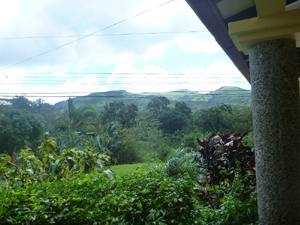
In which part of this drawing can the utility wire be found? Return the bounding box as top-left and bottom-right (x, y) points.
(0, 30), (208, 40)
(1, 72), (242, 76)
(0, 81), (249, 84)
(0, 96), (252, 100)
(0, 90), (251, 96)
(0, 0), (176, 72)
(0, 91), (251, 95)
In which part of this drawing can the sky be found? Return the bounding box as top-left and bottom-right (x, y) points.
(0, 0), (251, 104)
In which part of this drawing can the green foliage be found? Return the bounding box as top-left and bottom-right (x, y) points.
(174, 101), (192, 119)
(180, 131), (210, 150)
(195, 132), (257, 223)
(163, 148), (203, 181)
(193, 104), (232, 133)
(194, 173), (258, 225)
(146, 148), (204, 182)
(10, 96), (32, 111)
(224, 103), (253, 133)
(0, 108), (44, 155)
(123, 113), (166, 163)
(101, 101), (138, 128)
(96, 122), (121, 156)
(0, 172), (199, 224)
(54, 98), (97, 146)
(9, 96), (56, 123)
(147, 96), (170, 116)
(0, 135), (113, 188)
(242, 131), (254, 148)
(158, 109), (189, 134)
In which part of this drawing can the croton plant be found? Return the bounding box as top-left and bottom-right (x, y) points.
(196, 132), (256, 205)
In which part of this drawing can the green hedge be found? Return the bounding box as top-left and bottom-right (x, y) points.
(0, 172), (198, 225)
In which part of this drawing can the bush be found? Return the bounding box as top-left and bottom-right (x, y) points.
(0, 135), (113, 188)
(0, 172), (199, 224)
(196, 132), (255, 188)
(194, 173), (258, 225)
(193, 132), (258, 224)
(163, 148), (203, 181)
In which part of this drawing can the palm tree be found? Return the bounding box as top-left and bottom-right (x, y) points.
(54, 98), (97, 146)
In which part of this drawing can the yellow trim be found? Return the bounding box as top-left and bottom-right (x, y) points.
(229, 9), (300, 54)
(256, 0), (285, 18)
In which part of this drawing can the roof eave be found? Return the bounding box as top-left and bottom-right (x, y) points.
(185, 0), (251, 83)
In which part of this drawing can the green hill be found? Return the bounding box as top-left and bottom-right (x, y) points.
(54, 86), (251, 111)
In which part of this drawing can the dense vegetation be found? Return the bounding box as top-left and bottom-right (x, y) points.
(0, 87), (257, 224)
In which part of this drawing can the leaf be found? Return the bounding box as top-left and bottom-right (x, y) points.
(103, 169), (115, 180)
(137, 202), (142, 209)
(0, 154), (11, 164)
(51, 159), (62, 174)
(26, 169), (34, 175)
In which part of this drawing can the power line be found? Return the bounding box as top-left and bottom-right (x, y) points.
(0, 30), (209, 40)
(0, 81), (249, 84)
(0, 90), (251, 96)
(0, 0), (176, 72)
(0, 91), (251, 95)
(0, 89), (251, 94)
(0, 94), (251, 98)
(1, 72), (242, 76)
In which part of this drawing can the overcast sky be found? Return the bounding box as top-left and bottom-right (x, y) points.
(0, 0), (250, 104)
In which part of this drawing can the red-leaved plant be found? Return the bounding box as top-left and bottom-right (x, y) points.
(196, 132), (256, 205)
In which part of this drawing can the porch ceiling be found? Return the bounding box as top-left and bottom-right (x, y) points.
(185, 0), (300, 83)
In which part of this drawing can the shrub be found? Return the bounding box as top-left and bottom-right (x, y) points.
(164, 148), (204, 181)
(196, 132), (255, 188)
(194, 172), (258, 225)
(0, 135), (113, 188)
(0, 172), (199, 224)
(195, 132), (256, 211)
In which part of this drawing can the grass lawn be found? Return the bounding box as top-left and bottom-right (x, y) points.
(111, 163), (150, 177)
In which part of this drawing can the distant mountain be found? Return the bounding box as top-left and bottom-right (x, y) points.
(54, 86), (251, 111)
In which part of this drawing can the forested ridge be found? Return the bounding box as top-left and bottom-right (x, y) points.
(54, 86), (251, 111)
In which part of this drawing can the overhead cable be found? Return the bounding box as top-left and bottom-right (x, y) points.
(0, 30), (208, 40)
(0, 0), (176, 72)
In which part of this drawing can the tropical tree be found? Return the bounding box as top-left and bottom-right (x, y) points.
(0, 108), (43, 155)
(10, 96), (32, 112)
(53, 98), (97, 146)
(158, 109), (189, 134)
(192, 104), (232, 133)
(101, 101), (138, 128)
(174, 101), (192, 119)
(147, 96), (170, 117)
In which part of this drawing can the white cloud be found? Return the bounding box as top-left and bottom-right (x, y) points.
(0, 0), (251, 105)
(0, 74), (100, 104)
(143, 43), (167, 61)
(0, 0), (19, 28)
(73, 64), (89, 73)
(177, 59), (250, 92)
(0, 0), (208, 69)
(101, 64), (177, 93)
(101, 60), (250, 95)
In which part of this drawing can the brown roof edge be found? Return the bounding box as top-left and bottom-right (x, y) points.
(185, 0), (251, 83)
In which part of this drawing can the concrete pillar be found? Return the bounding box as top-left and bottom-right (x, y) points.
(249, 38), (300, 224)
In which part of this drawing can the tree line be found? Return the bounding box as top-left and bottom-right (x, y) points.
(0, 95), (253, 164)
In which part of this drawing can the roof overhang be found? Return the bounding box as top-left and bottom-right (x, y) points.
(185, 0), (300, 84)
